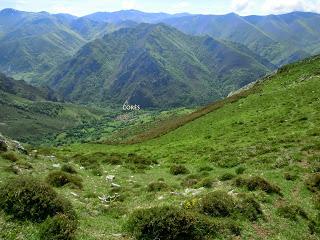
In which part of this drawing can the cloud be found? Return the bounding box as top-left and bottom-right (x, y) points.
(262, 0), (318, 14)
(121, 0), (137, 10)
(169, 1), (192, 13)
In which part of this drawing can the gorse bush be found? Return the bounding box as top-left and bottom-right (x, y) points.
(170, 164), (189, 175)
(200, 191), (235, 217)
(277, 204), (308, 221)
(236, 196), (263, 221)
(1, 151), (19, 162)
(61, 164), (77, 174)
(39, 214), (78, 240)
(0, 176), (76, 222)
(46, 171), (83, 189)
(219, 173), (236, 181)
(125, 205), (216, 240)
(234, 176), (281, 195)
(147, 181), (170, 192)
(235, 166), (246, 175)
(306, 173), (320, 192)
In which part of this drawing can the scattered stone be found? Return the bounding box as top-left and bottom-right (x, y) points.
(158, 195), (164, 200)
(111, 183), (121, 188)
(70, 192), (79, 197)
(52, 163), (61, 168)
(106, 175), (115, 181)
(184, 187), (204, 196)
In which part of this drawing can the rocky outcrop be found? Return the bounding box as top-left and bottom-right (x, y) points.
(0, 133), (27, 154)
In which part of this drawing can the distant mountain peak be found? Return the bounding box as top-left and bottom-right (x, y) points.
(0, 8), (22, 15)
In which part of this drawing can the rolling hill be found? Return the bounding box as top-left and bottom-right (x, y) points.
(0, 73), (106, 142)
(1, 55), (319, 239)
(47, 23), (274, 108)
(162, 11), (320, 65)
(0, 8), (135, 82)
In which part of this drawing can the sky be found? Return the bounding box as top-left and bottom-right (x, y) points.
(1, 0), (320, 16)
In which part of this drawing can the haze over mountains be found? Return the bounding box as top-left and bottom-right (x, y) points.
(0, 8), (320, 108)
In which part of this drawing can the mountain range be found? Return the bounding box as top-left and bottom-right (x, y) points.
(0, 8), (320, 108)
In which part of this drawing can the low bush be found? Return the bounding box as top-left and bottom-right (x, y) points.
(200, 191), (235, 217)
(46, 171), (83, 189)
(61, 164), (77, 174)
(181, 174), (200, 187)
(197, 177), (214, 188)
(1, 151), (19, 162)
(125, 205), (216, 240)
(0, 176), (76, 222)
(306, 173), (320, 192)
(198, 165), (213, 172)
(147, 181), (170, 192)
(235, 166), (246, 175)
(39, 214), (77, 240)
(234, 176), (281, 195)
(236, 195), (263, 221)
(277, 204), (308, 221)
(219, 173), (236, 181)
(284, 172), (298, 181)
(170, 164), (189, 175)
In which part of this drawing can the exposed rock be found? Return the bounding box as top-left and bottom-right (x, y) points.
(0, 133), (27, 154)
(111, 183), (121, 188)
(106, 175), (115, 181)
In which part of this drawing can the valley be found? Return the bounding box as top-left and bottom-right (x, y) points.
(0, 5), (320, 240)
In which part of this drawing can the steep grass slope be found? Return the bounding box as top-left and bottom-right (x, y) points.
(1, 56), (318, 239)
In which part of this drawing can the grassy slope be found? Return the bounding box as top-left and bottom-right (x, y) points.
(1, 55), (320, 239)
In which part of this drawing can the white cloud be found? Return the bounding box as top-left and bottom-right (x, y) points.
(121, 0), (137, 10)
(262, 0), (320, 14)
(169, 1), (192, 13)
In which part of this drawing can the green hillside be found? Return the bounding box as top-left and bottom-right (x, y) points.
(48, 23), (273, 108)
(0, 73), (108, 142)
(1, 56), (319, 239)
(163, 12), (320, 65)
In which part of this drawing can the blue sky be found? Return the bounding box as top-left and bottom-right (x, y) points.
(1, 0), (320, 16)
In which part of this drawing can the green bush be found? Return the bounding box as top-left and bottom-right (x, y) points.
(1, 151), (19, 162)
(219, 173), (236, 181)
(235, 176), (281, 195)
(277, 204), (308, 221)
(236, 196), (263, 221)
(198, 177), (214, 188)
(46, 171), (83, 189)
(0, 176), (76, 222)
(61, 164), (77, 174)
(284, 172), (298, 181)
(39, 214), (77, 240)
(235, 166), (246, 175)
(147, 181), (170, 192)
(125, 206), (215, 240)
(306, 173), (320, 192)
(170, 164), (189, 175)
(200, 191), (235, 217)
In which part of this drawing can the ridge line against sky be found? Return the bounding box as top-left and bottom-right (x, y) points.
(1, 0), (320, 17)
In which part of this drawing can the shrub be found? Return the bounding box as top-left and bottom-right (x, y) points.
(1, 151), (19, 162)
(125, 206), (215, 240)
(198, 165), (213, 172)
(284, 172), (298, 181)
(170, 164), (189, 175)
(306, 173), (320, 192)
(236, 196), (263, 221)
(46, 171), (83, 189)
(39, 214), (77, 240)
(235, 176), (281, 195)
(147, 181), (170, 192)
(198, 177), (214, 188)
(181, 174), (200, 187)
(61, 164), (77, 174)
(219, 173), (236, 181)
(200, 191), (235, 217)
(0, 176), (76, 222)
(277, 204), (308, 221)
(235, 166), (246, 175)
